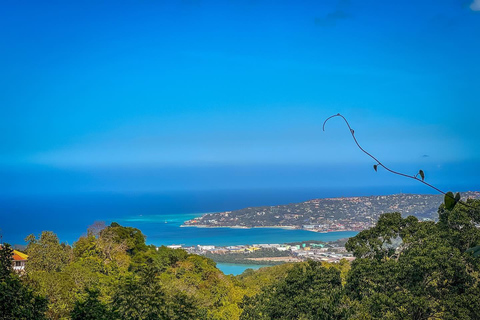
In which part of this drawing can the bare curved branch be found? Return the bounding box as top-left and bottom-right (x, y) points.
(323, 114), (445, 194)
(322, 113), (473, 209)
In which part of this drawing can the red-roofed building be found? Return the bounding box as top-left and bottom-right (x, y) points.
(0, 245), (28, 272)
(12, 250), (28, 272)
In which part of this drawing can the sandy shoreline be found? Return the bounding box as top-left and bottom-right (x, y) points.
(247, 257), (302, 262)
(180, 224), (299, 230)
(180, 224), (359, 233)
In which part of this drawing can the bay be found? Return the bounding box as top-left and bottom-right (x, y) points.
(117, 212), (358, 247)
(215, 263), (270, 276)
(0, 189), (359, 247)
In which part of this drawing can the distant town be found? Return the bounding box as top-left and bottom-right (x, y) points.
(183, 192), (480, 233)
(176, 191), (480, 265)
(165, 238), (353, 265)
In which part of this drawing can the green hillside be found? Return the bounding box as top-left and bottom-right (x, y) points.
(1, 198), (480, 319)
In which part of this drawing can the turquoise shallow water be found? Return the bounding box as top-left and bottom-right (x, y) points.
(116, 212), (358, 247)
(119, 212), (357, 274)
(216, 263), (271, 276)
(118, 212), (357, 275)
(1, 191), (358, 247)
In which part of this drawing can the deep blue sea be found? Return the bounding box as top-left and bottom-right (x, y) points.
(0, 188), (370, 246)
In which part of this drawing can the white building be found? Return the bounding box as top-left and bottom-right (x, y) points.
(197, 245), (215, 251)
(12, 250), (28, 272)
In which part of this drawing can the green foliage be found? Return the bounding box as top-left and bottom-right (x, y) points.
(71, 288), (113, 320)
(25, 231), (71, 273)
(236, 263), (294, 296)
(111, 271), (198, 320)
(241, 199), (480, 319)
(438, 197), (480, 251)
(23, 223), (249, 320)
(26, 227), (132, 319)
(444, 191), (463, 210)
(204, 248), (288, 265)
(25, 232), (80, 319)
(111, 273), (166, 319)
(73, 231), (131, 275)
(0, 243), (14, 278)
(444, 191), (457, 210)
(240, 261), (352, 320)
(466, 245), (480, 257)
(19, 200), (480, 320)
(345, 212), (420, 261)
(158, 253), (246, 320)
(345, 199), (480, 319)
(455, 192), (461, 202)
(101, 223), (148, 256)
(0, 243), (48, 320)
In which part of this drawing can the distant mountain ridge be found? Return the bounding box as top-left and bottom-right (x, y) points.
(183, 191), (480, 232)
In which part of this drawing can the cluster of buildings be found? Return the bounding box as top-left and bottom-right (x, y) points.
(292, 244), (355, 263)
(301, 221), (371, 232)
(166, 242), (354, 264)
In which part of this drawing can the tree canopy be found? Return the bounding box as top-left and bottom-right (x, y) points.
(0, 243), (47, 320)
(3, 198), (479, 319)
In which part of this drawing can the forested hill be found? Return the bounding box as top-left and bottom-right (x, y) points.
(184, 191), (480, 231)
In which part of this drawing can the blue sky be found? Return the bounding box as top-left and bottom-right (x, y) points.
(1, 0), (479, 194)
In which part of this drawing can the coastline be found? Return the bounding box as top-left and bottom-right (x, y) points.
(181, 224), (248, 229)
(180, 224), (360, 233)
(181, 224), (299, 230)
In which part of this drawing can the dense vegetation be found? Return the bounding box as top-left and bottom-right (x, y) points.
(18, 222), (250, 320)
(204, 248), (289, 265)
(0, 243), (47, 320)
(1, 198), (479, 319)
(240, 198), (480, 319)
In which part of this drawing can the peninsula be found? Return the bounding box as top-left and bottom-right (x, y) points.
(183, 192), (480, 232)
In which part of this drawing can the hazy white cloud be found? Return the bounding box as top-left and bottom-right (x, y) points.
(471, 0), (480, 11)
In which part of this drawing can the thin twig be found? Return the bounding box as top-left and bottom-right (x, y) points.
(323, 113), (474, 209)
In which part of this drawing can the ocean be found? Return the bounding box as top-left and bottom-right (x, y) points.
(0, 187), (400, 274)
(0, 188), (365, 246)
